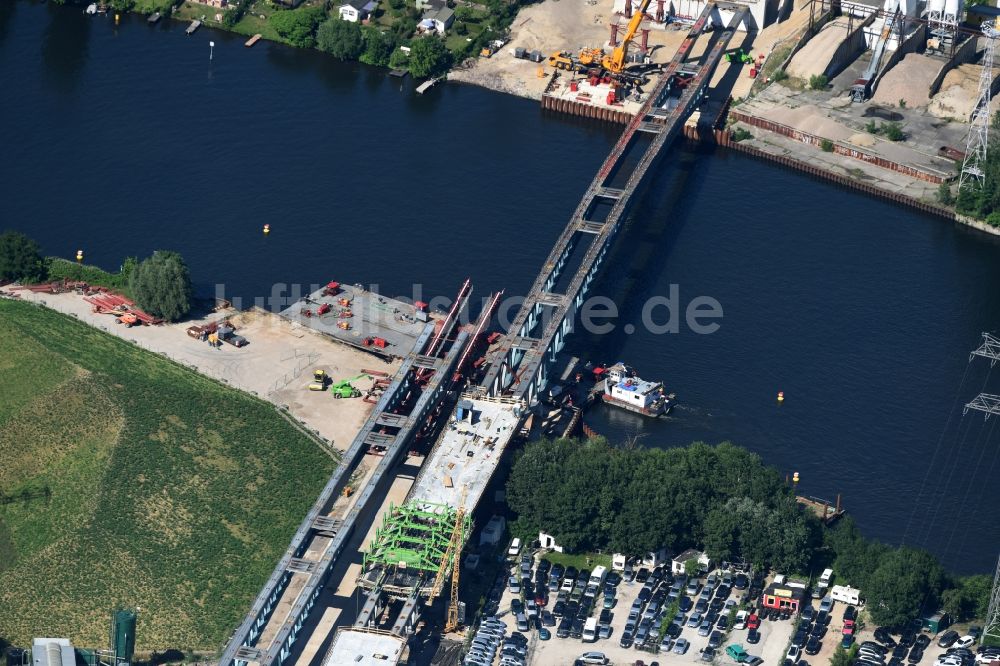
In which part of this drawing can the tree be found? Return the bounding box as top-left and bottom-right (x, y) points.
(942, 575), (992, 622)
(832, 644), (859, 666)
(270, 7), (325, 49)
(865, 547), (945, 628)
(360, 26), (396, 67)
(129, 251), (193, 322)
(389, 46), (410, 69)
(938, 182), (954, 205)
(408, 35), (452, 78)
(0, 231), (46, 283)
(317, 17), (363, 60)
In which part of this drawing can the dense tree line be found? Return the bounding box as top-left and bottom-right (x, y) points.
(507, 438), (993, 628)
(0, 232), (192, 322)
(506, 439), (817, 572)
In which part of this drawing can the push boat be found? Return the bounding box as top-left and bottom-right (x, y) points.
(595, 362), (675, 417)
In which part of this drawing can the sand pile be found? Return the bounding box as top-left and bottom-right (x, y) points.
(760, 102), (855, 141)
(786, 17), (851, 80)
(929, 64), (984, 120)
(871, 53), (940, 108)
(849, 133), (877, 147)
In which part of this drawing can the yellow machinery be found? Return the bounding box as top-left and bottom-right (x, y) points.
(442, 487), (468, 633)
(550, 0), (653, 76)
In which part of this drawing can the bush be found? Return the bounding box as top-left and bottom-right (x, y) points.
(865, 120), (879, 134)
(820, 138), (834, 152)
(938, 181), (954, 205)
(389, 46), (410, 69)
(0, 231), (45, 283)
(46, 257), (137, 293)
(987, 211), (1000, 228)
(129, 251), (192, 322)
(773, 69), (788, 82)
(808, 74), (828, 90)
(731, 128), (753, 142)
(883, 122), (904, 141)
(317, 17), (363, 60)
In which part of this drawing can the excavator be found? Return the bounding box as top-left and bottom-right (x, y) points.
(548, 0), (655, 81)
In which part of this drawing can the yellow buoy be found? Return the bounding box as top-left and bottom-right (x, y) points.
(792, 471), (800, 484)
(76, 250), (84, 262)
(263, 223), (270, 234)
(777, 390), (784, 402)
(114, 12), (120, 24)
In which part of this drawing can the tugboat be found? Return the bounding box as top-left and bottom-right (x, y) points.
(596, 362), (675, 417)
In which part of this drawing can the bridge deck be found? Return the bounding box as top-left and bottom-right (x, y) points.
(480, 3), (747, 402)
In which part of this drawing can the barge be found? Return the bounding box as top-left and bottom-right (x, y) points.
(596, 362), (675, 417)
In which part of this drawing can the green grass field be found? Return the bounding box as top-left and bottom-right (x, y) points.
(0, 300), (336, 652)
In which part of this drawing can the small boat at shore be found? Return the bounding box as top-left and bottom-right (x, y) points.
(596, 362), (675, 417)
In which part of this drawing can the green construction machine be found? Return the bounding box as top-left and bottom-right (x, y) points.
(725, 48), (753, 64)
(331, 374), (369, 399)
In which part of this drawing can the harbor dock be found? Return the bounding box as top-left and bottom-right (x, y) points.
(147, 11), (160, 23)
(244, 33), (262, 47)
(186, 20), (201, 35)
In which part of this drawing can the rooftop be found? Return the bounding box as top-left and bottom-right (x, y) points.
(320, 629), (405, 666)
(32, 639), (74, 666)
(407, 396), (522, 512)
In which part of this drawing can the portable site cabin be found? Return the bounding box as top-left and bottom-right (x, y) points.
(922, 612), (951, 634)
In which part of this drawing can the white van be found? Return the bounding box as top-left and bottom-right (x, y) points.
(814, 568), (834, 598)
(589, 565), (608, 588)
(507, 538), (521, 557)
(582, 617), (599, 643)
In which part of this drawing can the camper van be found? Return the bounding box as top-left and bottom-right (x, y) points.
(583, 617), (599, 642)
(813, 568), (834, 599)
(589, 565), (608, 589)
(830, 584), (861, 605)
(507, 538), (522, 558)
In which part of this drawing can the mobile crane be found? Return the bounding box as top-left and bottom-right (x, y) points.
(548, 0), (654, 81)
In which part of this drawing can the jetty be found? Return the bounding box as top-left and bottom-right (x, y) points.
(244, 33), (262, 47)
(147, 11), (160, 23)
(186, 20), (201, 35)
(415, 77), (442, 94)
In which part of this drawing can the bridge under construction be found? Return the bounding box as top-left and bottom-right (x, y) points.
(220, 5), (749, 665)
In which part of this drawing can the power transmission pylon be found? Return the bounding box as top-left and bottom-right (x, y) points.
(971, 332), (1000, 366)
(960, 21), (1000, 193)
(984, 553), (1000, 645)
(963, 393), (1000, 419)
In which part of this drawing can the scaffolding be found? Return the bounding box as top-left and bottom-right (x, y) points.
(362, 500), (471, 592)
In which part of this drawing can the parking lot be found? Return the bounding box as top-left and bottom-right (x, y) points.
(472, 552), (988, 666)
(485, 554), (793, 666)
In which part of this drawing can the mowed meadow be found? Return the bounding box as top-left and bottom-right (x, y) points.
(0, 300), (335, 651)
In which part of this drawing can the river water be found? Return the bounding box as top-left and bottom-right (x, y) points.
(3, 0), (999, 574)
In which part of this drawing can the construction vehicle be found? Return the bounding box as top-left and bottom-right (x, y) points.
(550, 0), (655, 80)
(309, 369), (330, 391)
(725, 48), (753, 64)
(331, 374), (370, 399)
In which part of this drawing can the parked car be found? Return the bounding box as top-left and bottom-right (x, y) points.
(806, 638), (822, 655)
(748, 613), (761, 630)
(709, 631), (724, 649)
(538, 627), (551, 641)
(688, 612), (703, 628)
(578, 652), (609, 665)
(734, 574), (749, 589)
(843, 606), (857, 621)
(909, 647), (925, 663)
(747, 629), (761, 644)
(727, 645), (749, 663)
(939, 634), (962, 649)
(619, 632), (633, 648)
(876, 628), (898, 647)
(956, 637), (977, 650)
(702, 648), (718, 663)
(819, 597), (834, 613)
(674, 638), (690, 654)
(735, 610), (748, 630)
(699, 621), (712, 637)
(787, 645), (802, 663)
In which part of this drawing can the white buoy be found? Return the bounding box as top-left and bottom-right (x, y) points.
(209, 41), (215, 61)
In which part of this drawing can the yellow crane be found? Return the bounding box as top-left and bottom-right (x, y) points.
(603, 0), (653, 73)
(550, 0), (653, 76)
(443, 487), (468, 634)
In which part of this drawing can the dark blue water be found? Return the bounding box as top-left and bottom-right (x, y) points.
(3, 0), (999, 574)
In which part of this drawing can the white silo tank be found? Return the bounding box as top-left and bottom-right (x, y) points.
(927, 0), (946, 16)
(901, 0), (918, 17)
(943, 0), (962, 20)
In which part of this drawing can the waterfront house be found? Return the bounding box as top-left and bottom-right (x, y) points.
(339, 0), (378, 22)
(193, 0), (228, 7)
(420, 5), (454, 34)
